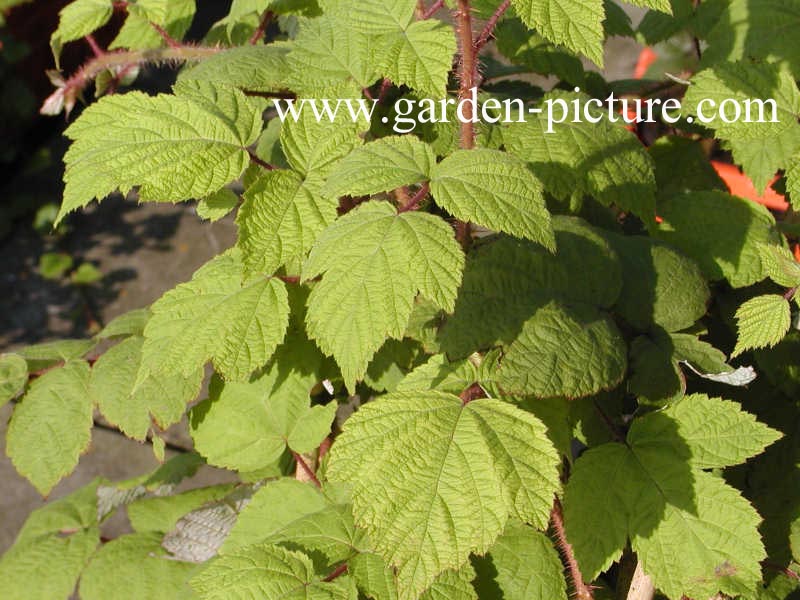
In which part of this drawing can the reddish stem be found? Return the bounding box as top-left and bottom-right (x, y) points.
(399, 182), (430, 212)
(473, 0), (511, 52)
(150, 22), (181, 48)
(249, 10), (274, 44)
(455, 0), (476, 149)
(247, 149), (276, 171)
(459, 382), (487, 405)
(551, 498), (594, 600)
(292, 450), (321, 488)
(421, 0), (446, 19)
(377, 78), (392, 104)
(322, 564), (348, 582)
(84, 34), (104, 58)
(784, 286), (797, 301)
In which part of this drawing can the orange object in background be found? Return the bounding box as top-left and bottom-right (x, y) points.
(633, 47), (658, 80)
(710, 161), (789, 212)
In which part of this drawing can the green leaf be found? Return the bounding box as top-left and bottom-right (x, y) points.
(503, 92), (657, 226)
(178, 44), (291, 92)
(564, 409), (770, 597)
(127, 485), (235, 533)
(0, 353), (27, 407)
(222, 478), (361, 565)
(649, 135), (726, 200)
(733, 294), (792, 356)
(759, 243), (800, 287)
(606, 233), (709, 332)
(702, 0), (800, 77)
(90, 336), (203, 441)
(419, 565), (477, 600)
(342, 0), (455, 98)
(197, 188), (239, 222)
(17, 338), (96, 371)
(0, 481), (100, 600)
(96, 308), (150, 339)
(323, 136), (436, 199)
(190, 339), (334, 471)
(628, 332), (684, 405)
(327, 392), (560, 598)
(238, 171), (337, 276)
(655, 191), (781, 288)
(440, 217), (624, 397)
(51, 0), (113, 63)
(377, 19), (456, 99)
(139, 249), (290, 382)
(71, 262), (102, 285)
(472, 519), (567, 600)
(648, 393), (783, 469)
(684, 62), (800, 190)
(635, 472), (766, 600)
(59, 83), (261, 223)
(280, 110), (365, 179)
(38, 252), (73, 280)
(497, 300), (627, 399)
(79, 532), (198, 600)
(191, 544), (358, 599)
(110, 0), (195, 51)
(287, 13), (378, 97)
(430, 149), (555, 248)
(303, 201), (464, 389)
(6, 361), (92, 495)
(511, 0), (605, 66)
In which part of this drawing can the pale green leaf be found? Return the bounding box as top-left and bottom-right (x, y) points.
(504, 92), (657, 225)
(190, 338), (333, 471)
(59, 83), (261, 223)
(140, 249), (290, 382)
(759, 243), (800, 287)
(378, 19), (456, 99)
(0, 482), (100, 600)
(303, 201), (464, 389)
(127, 485), (236, 533)
(51, 0), (113, 62)
(323, 136), (436, 199)
(472, 519), (567, 600)
(656, 191), (781, 288)
(327, 392), (560, 598)
(430, 149), (555, 248)
(110, 0), (195, 51)
(497, 300), (627, 399)
(606, 233), (709, 332)
(511, 0), (605, 66)
(191, 544), (358, 599)
(642, 393), (782, 469)
(17, 338), (96, 371)
(564, 410), (768, 596)
(287, 14), (378, 97)
(684, 62), (800, 190)
(0, 353), (27, 407)
(178, 44), (291, 92)
(419, 564), (477, 600)
(90, 336), (203, 441)
(238, 171), (337, 276)
(279, 110), (365, 179)
(702, 0), (800, 76)
(6, 361), (92, 495)
(635, 472), (766, 600)
(733, 294), (792, 356)
(96, 308), (150, 339)
(222, 478), (362, 565)
(79, 532), (198, 600)
(197, 188), (239, 222)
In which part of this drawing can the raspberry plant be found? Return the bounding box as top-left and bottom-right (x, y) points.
(1, 0), (800, 598)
